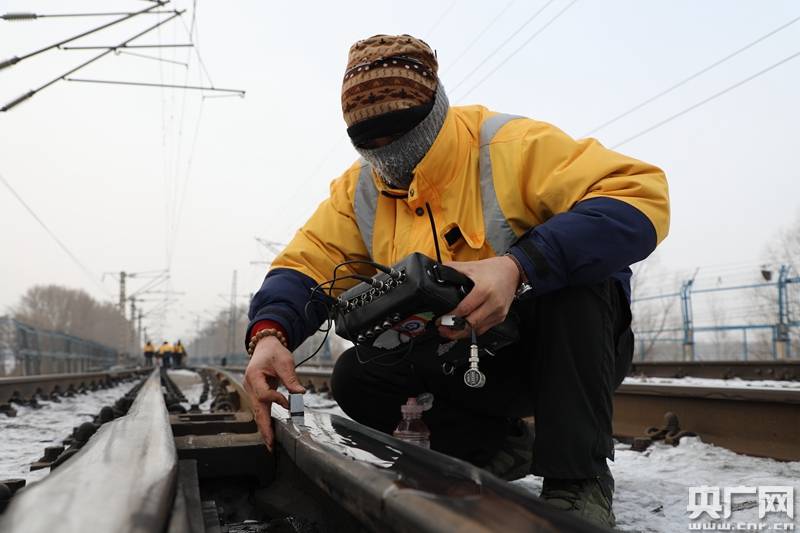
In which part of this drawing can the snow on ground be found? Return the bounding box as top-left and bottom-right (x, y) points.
(0, 379), (136, 483)
(513, 438), (800, 532)
(167, 369), (213, 411)
(299, 390), (799, 533)
(624, 375), (800, 390)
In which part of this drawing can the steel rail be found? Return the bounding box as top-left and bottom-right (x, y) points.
(286, 365), (799, 460)
(613, 383), (800, 461)
(0, 370), (177, 532)
(0, 368), (148, 405)
(216, 367), (607, 532)
(628, 360), (800, 381)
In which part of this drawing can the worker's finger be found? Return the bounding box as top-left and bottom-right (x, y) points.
(251, 400), (274, 451)
(437, 325), (471, 340)
(465, 300), (496, 334)
(273, 357), (306, 394)
(248, 371), (290, 409)
(442, 260), (471, 273)
(451, 285), (487, 317)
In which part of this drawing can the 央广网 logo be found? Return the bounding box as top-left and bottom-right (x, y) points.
(687, 485), (795, 530)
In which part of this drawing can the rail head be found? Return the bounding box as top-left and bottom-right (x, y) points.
(212, 367), (608, 532)
(0, 370), (177, 533)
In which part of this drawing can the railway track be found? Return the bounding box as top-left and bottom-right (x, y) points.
(0, 368), (149, 416)
(0, 367), (606, 532)
(628, 360), (800, 381)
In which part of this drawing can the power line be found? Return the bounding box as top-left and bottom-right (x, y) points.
(0, 171), (109, 296)
(610, 49), (800, 149)
(168, 96), (206, 268)
(442, 0), (517, 75)
(423, 0), (458, 37)
(582, 13), (800, 137)
(0, 2), (168, 70)
(276, 133), (350, 236)
(456, 0), (579, 101)
(1, 10), (185, 111)
(449, 0), (557, 94)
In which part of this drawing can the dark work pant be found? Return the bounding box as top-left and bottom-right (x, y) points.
(331, 279), (633, 479)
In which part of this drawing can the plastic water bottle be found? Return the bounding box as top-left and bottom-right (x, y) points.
(393, 394), (433, 448)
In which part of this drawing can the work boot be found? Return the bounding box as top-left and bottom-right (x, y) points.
(540, 467), (616, 528)
(481, 418), (534, 481)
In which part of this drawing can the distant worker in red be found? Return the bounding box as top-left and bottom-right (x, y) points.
(243, 34), (669, 527)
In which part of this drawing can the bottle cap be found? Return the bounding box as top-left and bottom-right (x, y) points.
(400, 397), (423, 416)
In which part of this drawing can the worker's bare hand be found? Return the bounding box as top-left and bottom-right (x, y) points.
(243, 336), (305, 451)
(438, 256), (520, 340)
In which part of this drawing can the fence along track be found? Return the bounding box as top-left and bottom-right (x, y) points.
(0, 370), (176, 532)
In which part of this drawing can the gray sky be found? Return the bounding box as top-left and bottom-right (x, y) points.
(2, 0), (799, 342)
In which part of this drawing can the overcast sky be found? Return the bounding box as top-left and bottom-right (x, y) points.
(1, 0), (799, 342)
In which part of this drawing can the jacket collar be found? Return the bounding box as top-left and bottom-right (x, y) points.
(369, 107), (485, 251)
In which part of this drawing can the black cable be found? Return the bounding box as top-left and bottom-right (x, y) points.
(295, 323), (332, 368)
(295, 259), (392, 368)
(425, 202), (443, 264)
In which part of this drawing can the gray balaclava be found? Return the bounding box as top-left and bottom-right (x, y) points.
(354, 83), (450, 190)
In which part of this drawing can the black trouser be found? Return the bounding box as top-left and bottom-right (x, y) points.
(331, 279), (633, 479)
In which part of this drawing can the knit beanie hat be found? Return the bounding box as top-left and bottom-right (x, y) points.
(342, 34), (439, 146)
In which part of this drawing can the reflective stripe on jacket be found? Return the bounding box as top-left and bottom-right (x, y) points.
(249, 105), (669, 349)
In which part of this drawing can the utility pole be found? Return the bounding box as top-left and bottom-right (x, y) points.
(226, 270), (238, 360)
(776, 265), (790, 359)
(118, 271), (127, 316)
(129, 298), (137, 356)
(137, 310), (143, 349)
(680, 278), (695, 362)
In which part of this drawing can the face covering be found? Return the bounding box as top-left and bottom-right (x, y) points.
(354, 82), (449, 189)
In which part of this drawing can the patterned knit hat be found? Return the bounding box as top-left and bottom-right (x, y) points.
(342, 34), (438, 144)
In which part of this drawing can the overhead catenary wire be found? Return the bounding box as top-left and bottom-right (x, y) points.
(610, 49), (800, 149)
(65, 78), (244, 94)
(0, 10), (186, 111)
(582, 13), (800, 137)
(448, 0), (558, 94)
(1, 10), (175, 20)
(116, 49), (188, 67)
(0, 171), (110, 296)
(455, 0), (579, 102)
(441, 0), (517, 75)
(0, 1), (169, 70)
(422, 0), (458, 38)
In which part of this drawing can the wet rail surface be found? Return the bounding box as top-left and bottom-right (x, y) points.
(0, 367), (609, 532)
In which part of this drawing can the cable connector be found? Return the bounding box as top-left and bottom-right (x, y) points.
(463, 329), (486, 388)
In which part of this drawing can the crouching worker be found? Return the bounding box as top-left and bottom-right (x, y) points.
(243, 34), (669, 528)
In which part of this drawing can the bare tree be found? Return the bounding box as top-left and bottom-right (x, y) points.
(630, 254), (681, 360)
(13, 285), (129, 350)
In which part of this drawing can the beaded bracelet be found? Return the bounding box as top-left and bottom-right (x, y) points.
(247, 328), (288, 356)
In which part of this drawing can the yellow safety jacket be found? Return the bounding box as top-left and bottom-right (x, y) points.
(250, 106), (669, 348)
(158, 343), (174, 356)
